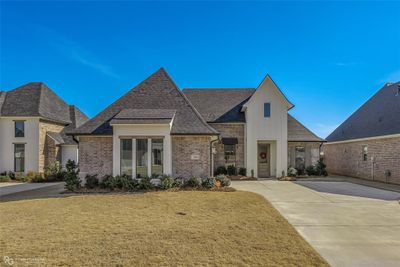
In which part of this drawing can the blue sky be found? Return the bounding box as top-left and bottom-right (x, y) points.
(1, 1), (399, 138)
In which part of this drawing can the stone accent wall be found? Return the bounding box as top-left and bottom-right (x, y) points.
(172, 136), (211, 178)
(78, 136), (113, 178)
(44, 136), (61, 168)
(210, 123), (245, 172)
(39, 121), (64, 172)
(324, 137), (400, 185)
(288, 142), (321, 169)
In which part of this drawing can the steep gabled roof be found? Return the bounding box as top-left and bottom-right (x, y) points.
(0, 91), (6, 115)
(71, 68), (218, 135)
(0, 82), (71, 124)
(288, 114), (324, 142)
(327, 82), (400, 142)
(183, 88), (255, 122)
(61, 105), (90, 145)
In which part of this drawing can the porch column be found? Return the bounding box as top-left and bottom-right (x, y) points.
(132, 139), (136, 178)
(147, 138), (152, 177)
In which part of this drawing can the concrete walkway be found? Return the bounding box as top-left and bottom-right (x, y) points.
(232, 180), (400, 267)
(0, 182), (65, 201)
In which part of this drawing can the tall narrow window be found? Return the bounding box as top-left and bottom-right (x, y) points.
(14, 144), (25, 172)
(136, 139), (148, 178)
(152, 139), (163, 176)
(362, 145), (368, 161)
(264, 103), (271, 118)
(15, 121), (25, 137)
(120, 139), (132, 176)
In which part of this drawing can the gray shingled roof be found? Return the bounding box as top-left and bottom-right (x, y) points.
(71, 68), (218, 135)
(110, 108), (175, 125)
(182, 88), (255, 122)
(288, 114), (324, 142)
(327, 82), (400, 142)
(47, 131), (65, 145)
(1, 82), (72, 124)
(61, 105), (90, 145)
(184, 87), (322, 141)
(0, 91), (6, 115)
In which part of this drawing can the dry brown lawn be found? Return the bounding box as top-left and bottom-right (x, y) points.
(0, 191), (328, 266)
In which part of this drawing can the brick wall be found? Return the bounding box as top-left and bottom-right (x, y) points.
(78, 136), (113, 178)
(39, 120), (64, 172)
(172, 136), (211, 178)
(324, 136), (400, 184)
(210, 123), (245, 172)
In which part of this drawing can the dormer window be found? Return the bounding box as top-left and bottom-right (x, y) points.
(264, 103), (271, 118)
(14, 121), (25, 137)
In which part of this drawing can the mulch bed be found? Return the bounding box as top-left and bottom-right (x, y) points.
(67, 186), (236, 194)
(228, 175), (257, 181)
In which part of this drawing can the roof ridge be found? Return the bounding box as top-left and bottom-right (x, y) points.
(161, 69), (219, 134)
(183, 88), (255, 91)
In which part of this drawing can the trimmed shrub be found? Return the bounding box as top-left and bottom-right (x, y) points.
(138, 176), (154, 190)
(185, 177), (201, 188)
(100, 175), (118, 190)
(119, 175), (136, 190)
(215, 175), (231, 187)
(215, 166), (227, 175)
(287, 167), (297, 177)
(0, 176), (11, 182)
(15, 175), (30, 183)
(8, 171), (15, 180)
(31, 174), (45, 183)
(172, 177), (184, 188)
(44, 161), (65, 181)
(315, 159), (328, 176)
(64, 160), (81, 191)
(227, 165), (236, 176)
(160, 176), (174, 190)
(202, 177), (216, 189)
(305, 165), (317, 176)
(85, 174), (99, 189)
(238, 167), (246, 176)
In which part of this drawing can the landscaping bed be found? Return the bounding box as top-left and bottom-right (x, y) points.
(0, 191), (328, 266)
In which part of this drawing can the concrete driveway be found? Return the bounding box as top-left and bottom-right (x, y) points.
(232, 180), (400, 267)
(0, 182), (65, 202)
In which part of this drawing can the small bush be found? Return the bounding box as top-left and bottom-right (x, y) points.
(15, 175), (30, 182)
(64, 160), (81, 191)
(287, 167), (297, 177)
(0, 176), (11, 182)
(138, 176), (154, 190)
(44, 161), (65, 181)
(315, 159), (328, 176)
(227, 165), (236, 176)
(31, 174), (45, 183)
(238, 167), (246, 176)
(0, 171), (7, 176)
(119, 175), (136, 190)
(85, 174), (99, 189)
(185, 177), (201, 188)
(160, 176), (174, 190)
(172, 177), (183, 188)
(8, 171), (15, 180)
(305, 165), (317, 176)
(215, 175), (231, 187)
(215, 166), (227, 175)
(100, 175), (117, 190)
(202, 177), (216, 189)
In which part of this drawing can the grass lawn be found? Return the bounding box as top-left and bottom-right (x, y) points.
(0, 191), (328, 266)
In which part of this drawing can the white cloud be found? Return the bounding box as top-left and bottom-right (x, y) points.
(335, 62), (359, 67)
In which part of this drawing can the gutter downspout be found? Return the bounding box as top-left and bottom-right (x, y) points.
(210, 136), (219, 177)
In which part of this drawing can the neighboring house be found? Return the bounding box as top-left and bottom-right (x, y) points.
(70, 68), (323, 179)
(324, 82), (400, 185)
(0, 83), (89, 174)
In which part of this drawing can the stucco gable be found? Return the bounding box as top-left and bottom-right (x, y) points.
(242, 74), (294, 111)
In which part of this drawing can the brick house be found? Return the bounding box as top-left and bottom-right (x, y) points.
(324, 82), (400, 184)
(0, 83), (89, 174)
(70, 68), (323, 179)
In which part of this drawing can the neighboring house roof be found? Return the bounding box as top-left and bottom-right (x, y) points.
(326, 82), (400, 142)
(0, 82), (72, 124)
(71, 68), (218, 135)
(0, 91), (6, 115)
(288, 114), (324, 142)
(183, 88), (255, 122)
